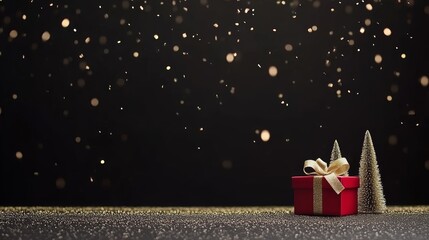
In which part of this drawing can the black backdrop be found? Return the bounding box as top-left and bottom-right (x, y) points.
(1, 0), (428, 206)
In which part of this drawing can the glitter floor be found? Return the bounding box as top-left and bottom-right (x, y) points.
(1, 206), (428, 239)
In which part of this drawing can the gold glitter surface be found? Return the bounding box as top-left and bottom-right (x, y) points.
(1, 206), (429, 239)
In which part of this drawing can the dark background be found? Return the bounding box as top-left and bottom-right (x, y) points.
(0, 0), (428, 206)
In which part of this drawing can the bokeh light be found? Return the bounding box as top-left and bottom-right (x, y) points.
(260, 130), (271, 142)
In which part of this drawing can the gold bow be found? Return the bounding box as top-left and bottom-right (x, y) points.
(303, 157), (349, 194)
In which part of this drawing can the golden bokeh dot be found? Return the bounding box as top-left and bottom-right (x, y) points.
(100, 159), (106, 165)
(391, 84), (399, 93)
(388, 135), (398, 145)
(99, 36), (107, 45)
(366, 3), (373, 11)
(116, 78), (125, 87)
(260, 130), (271, 142)
(16, 151), (23, 159)
(175, 15), (183, 24)
(374, 54), (383, 64)
(268, 66), (278, 77)
(77, 78), (86, 88)
(226, 53), (234, 63)
(383, 28), (392, 36)
(9, 30), (18, 39)
(420, 75), (429, 87)
(75, 136), (81, 143)
(401, 53), (406, 59)
(132, 51), (139, 58)
(41, 31), (51, 42)
(313, 0), (321, 8)
(56, 177), (66, 189)
(364, 19), (371, 26)
(284, 44), (293, 51)
(90, 98), (99, 107)
(222, 160), (233, 169)
(61, 18), (70, 28)
(173, 45), (180, 52)
(386, 95), (393, 101)
(425, 5), (429, 15)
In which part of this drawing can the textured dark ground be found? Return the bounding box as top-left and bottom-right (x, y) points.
(1, 206), (428, 239)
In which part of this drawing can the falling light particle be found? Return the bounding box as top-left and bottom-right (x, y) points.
(12, 94), (18, 100)
(360, 27), (365, 34)
(387, 95), (393, 101)
(56, 178), (66, 189)
(388, 135), (398, 145)
(133, 52), (139, 58)
(364, 19), (371, 26)
(366, 4), (373, 11)
(166, 66), (171, 70)
(268, 66), (278, 77)
(173, 45), (179, 52)
(100, 160), (105, 165)
(328, 83), (333, 88)
(9, 30), (18, 39)
(41, 31), (51, 41)
(226, 53), (234, 63)
(222, 160), (232, 169)
(16, 151), (23, 159)
(401, 53), (406, 59)
(61, 18), (70, 28)
(383, 28), (392, 36)
(175, 16), (183, 24)
(182, 33), (187, 38)
(153, 34), (159, 39)
(90, 98), (99, 107)
(374, 54), (383, 64)
(284, 44), (293, 51)
(75, 137), (81, 143)
(420, 75), (429, 87)
(260, 130), (271, 142)
(311, 25), (318, 31)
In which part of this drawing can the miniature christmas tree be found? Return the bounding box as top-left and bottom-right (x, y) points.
(330, 140), (348, 176)
(358, 130), (387, 213)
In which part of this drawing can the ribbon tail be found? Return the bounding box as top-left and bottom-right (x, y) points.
(324, 173), (345, 194)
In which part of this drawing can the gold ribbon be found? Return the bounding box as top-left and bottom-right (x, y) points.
(303, 158), (350, 214)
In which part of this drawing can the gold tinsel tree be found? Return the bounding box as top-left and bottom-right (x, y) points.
(330, 140), (348, 176)
(358, 130), (387, 213)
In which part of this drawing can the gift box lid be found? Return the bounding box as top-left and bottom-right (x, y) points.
(292, 176), (359, 189)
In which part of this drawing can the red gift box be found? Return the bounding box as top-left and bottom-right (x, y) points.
(292, 176), (359, 216)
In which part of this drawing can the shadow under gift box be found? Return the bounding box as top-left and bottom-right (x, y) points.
(292, 176), (359, 216)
